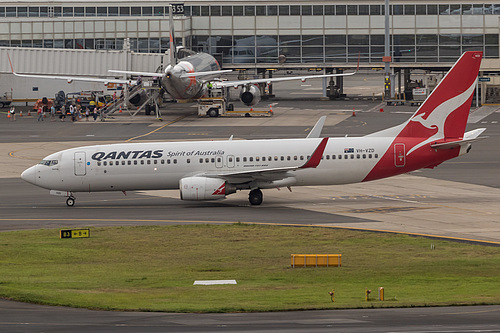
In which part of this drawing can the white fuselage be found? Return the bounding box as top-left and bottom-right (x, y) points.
(22, 137), (392, 194)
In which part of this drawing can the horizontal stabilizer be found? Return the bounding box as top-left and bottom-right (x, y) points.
(180, 70), (232, 78)
(108, 70), (165, 77)
(431, 128), (487, 149)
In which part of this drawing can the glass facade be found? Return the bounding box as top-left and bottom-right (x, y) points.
(0, 3), (499, 63)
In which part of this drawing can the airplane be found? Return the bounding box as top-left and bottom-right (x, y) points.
(21, 51), (486, 207)
(8, 4), (358, 108)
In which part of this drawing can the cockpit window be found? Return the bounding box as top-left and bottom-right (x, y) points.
(39, 159), (58, 166)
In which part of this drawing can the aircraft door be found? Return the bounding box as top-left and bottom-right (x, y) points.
(215, 155), (223, 168)
(394, 143), (406, 167)
(227, 155), (235, 168)
(74, 151), (87, 176)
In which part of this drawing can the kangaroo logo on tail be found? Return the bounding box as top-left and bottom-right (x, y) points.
(404, 51), (483, 155)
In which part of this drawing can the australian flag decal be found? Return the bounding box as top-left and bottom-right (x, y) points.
(344, 148), (354, 153)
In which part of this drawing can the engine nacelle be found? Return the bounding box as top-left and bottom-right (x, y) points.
(179, 176), (235, 201)
(239, 84), (261, 106)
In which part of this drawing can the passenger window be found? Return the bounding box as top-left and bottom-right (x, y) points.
(351, 154), (354, 159)
(217, 157), (221, 162)
(243, 157), (247, 162)
(339, 155), (342, 159)
(161, 160), (165, 164)
(103, 161), (107, 166)
(300, 156), (304, 160)
(211, 158), (215, 163)
(363, 154), (366, 159)
(274, 156), (278, 161)
(287, 156), (291, 161)
(280, 156), (284, 161)
(249, 157), (253, 162)
(167, 160), (171, 164)
(134, 160), (138, 165)
(128, 160), (131, 165)
(368, 154), (372, 158)
(147, 160), (151, 165)
(262, 156), (266, 161)
(154, 160), (158, 164)
(199, 158), (203, 163)
(375, 154), (379, 158)
(141, 160), (144, 165)
(236, 157), (240, 162)
(294, 156), (297, 160)
(122, 161), (126, 165)
(326, 155), (330, 160)
(332, 155), (336, 159)
(206, 158), (210, 163)
(229, 157), (233, 162)
(256, 156), (260, 161)
(356, 154), (360, 159)
(174, 159), (177, 164)
(97, 162), (101, 166)
(187, 159), (191, 163)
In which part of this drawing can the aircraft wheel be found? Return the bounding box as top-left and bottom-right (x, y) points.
(248, 189), (263, 206)
(66, 197), (75, 207)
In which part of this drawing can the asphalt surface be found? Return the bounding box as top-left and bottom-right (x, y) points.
(1, 86), (500, 331)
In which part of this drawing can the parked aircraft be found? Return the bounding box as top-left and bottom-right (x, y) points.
(21, 52), (485, 207)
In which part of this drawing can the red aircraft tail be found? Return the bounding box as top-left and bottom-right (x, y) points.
(364, 51), (483, 182)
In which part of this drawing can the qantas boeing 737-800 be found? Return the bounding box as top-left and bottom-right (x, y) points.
(21, 51), (486, 207)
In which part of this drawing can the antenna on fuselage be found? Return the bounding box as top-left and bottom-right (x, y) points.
(168, 4), (178, 66)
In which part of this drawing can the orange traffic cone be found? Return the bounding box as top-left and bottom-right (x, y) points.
(7, 112), (10, 118)
(19, 110), (23, 117)
(269, 105), (273, 114)
(352, 108), (356, 117)
(119, 106), (122, 113)
(379, 108), (384, 112)
(27, 109), (31, 116)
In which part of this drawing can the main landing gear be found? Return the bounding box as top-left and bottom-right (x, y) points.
(248, 189), (263, 205)
(66, 196), (76, 207)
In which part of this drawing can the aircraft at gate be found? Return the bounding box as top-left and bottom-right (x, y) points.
(21, 51), (486, 206)
(9, 5), (357, 108)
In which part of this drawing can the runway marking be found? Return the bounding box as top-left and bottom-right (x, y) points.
(1, 219), (499, 246)
(126, 115), (188, 142)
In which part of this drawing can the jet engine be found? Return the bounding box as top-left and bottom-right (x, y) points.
(179, 176), (236, 201)
(239, 84), (261, 106)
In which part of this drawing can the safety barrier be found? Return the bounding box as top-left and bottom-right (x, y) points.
(291, 254), (341, 267)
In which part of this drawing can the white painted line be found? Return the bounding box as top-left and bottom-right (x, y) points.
(194, 280), (237, 285)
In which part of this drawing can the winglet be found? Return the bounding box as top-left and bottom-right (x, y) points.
(300, 137), (328, 169)
(306, 116), (326, 138)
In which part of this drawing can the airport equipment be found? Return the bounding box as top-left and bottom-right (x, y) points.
(291, 254), (342, 268)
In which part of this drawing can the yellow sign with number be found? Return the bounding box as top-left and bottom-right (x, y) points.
(60, 229), (90, 239)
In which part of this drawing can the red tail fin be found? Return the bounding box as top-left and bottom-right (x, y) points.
(404, 51), (482, 142)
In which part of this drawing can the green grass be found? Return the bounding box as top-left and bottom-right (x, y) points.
(0, 224), (499, 312)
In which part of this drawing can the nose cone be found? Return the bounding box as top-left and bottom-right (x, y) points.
(21, 165), (37, 185)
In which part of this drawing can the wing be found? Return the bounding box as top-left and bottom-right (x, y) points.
(7, 52), (135, 84)
(108, 69), (232, 79)
(214, 71), (357, 89)
(200, 137), (328, 184)
(213, 54), (359, 89)
(12, 72), (135, 85)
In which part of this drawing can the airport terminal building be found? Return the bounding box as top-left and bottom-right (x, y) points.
(1, 0), (500, 100)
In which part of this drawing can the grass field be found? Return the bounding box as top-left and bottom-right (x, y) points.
(0, 224), (499, 312)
